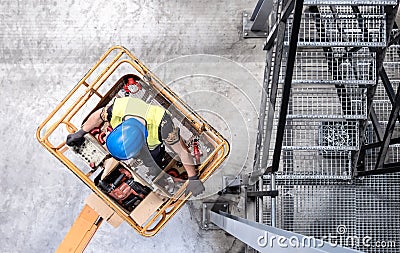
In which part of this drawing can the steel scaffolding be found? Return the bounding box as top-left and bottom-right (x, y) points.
(249, 0), (400, 252)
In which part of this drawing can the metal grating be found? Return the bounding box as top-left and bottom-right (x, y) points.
(286, 11), (386, 47)
(383, 62), (400, 81)
(281, 149), (352, 178)
(283, 120), (359, 150)
(373, 80), (400, 100)
(383, 46), (400, 81)
(384, 45), (400, 63)
(262, 175), (400, 253)
(317, 6), (385, 14)
(287, 85), (368, 119)
(280, 49), (376, 84)
(355, 174), (400, 253)
(374, 93), (400, 122)
(260, 149), (353, 179)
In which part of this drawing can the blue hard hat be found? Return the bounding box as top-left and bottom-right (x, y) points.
(106, 118), (148, 160)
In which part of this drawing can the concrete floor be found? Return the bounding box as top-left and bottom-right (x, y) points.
(0, 1), (266, 252)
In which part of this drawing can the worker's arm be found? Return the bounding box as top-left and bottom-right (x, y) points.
(66, 108), (105, 146)
(169, 139), (197, 177)
(82, 108), (105, 132)
(169, 138), (205, 197)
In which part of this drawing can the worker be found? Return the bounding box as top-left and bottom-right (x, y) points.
(66, 96), (205, 197)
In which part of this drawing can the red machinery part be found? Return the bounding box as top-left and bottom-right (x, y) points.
(97, 132), (106, 145)
(119, 168), (132, 178)
(107, 168), (145, 203)
(90, 126), (113, 145)
(123, 77), (142, 94)
(166, 168), (179, 178)
(90, 127), (101, 136)
(192, 139), (202, 164)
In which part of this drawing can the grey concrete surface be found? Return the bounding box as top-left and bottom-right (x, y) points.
(0, 1), (266, 253)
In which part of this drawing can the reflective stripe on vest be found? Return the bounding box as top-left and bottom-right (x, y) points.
(110, 97), (166, 150)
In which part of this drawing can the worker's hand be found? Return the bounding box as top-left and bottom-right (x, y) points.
(185, 175), (205, 197)
(66, 129), (87, 146)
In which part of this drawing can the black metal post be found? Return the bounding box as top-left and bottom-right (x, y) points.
(370, 107), (384, 142)
(271, 0), (303, 172)
(261, 0), (291, 171)
(250, 0), (273, 31)
(375, 85), (400, 169)
(380, 66), (396, 103)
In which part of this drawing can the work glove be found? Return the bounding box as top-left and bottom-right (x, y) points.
(185, 175), (205, 197)
(66, 129), (87, 146)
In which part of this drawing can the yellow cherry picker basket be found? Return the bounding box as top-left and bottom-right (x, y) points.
(36, 46), (230, 239)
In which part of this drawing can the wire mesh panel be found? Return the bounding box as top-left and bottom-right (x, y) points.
(318, 5), (385, 14)
(383, 62), (400, 81)
(262, 175), (400, 253)
(384, 45), (400, 63)
(355, 174), (400, 253)
(286, 11), (386, 47)
(287, 84), (368, 119)
(282, 149), (352, 178)
(262, 179), (357, 240)
(280, 49), (376, 84)
(283, 120), (359, 150)
(383, 45), (400, 81)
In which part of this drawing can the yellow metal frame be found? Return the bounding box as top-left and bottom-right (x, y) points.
(36, 45), (230, 237)
(56, 205), (102, 253)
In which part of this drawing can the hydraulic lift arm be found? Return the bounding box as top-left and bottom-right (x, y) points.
(56, 205), (103, 253)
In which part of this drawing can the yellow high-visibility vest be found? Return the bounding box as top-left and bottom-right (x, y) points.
(110, 97), (166, 150)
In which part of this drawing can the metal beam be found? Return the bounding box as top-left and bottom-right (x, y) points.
(380, 66), (396, 104)
(251, 0), (274, 31)
(375, 85), (400, 169)
(357, 162), (400, 176)
(247, 190), (279, 198)
(271, 0), (303, 173)
(361, 137), (400, 150)
(264, 0), (295, 50)
(243, 0), (274, 38)
(210, 211), (362, 253)
(369, 107), (384, 142)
